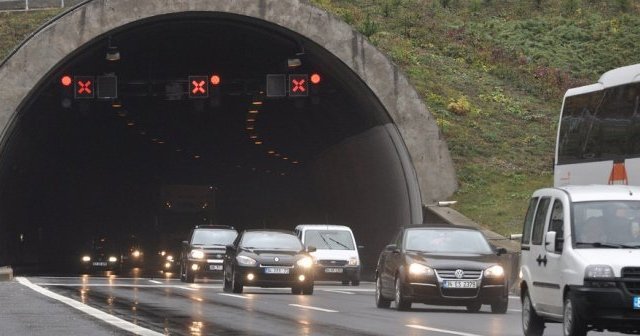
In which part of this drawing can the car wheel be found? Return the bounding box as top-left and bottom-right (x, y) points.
(491, 297), (508, 314)
(223, 271), (232, 292)
(522, 290), (544, 336)
(394, 275), (411, 311)
(302, 284), (314, 295)
(341, 280), (350, 285)
(291, 286), (302, 294)
(466, 302), (482, 313)
(184, 267), (195, 283)
(375, 276), (391, 308)
(563, 294), (587, 336)
(231, 269), (243, 294)
(351, 279), (360, 286)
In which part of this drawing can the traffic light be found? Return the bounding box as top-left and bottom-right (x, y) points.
(266, 74), (286, 97)
(74, 76), (95, 99)
(288, 74), (309, 97)
(188, 76), (209, 98)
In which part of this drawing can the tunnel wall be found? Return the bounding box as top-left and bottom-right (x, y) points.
(0, 0), (458, 206)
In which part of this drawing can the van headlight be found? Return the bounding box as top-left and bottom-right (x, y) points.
(108, 256), (118, 263)
(348, 257), (359, 266)
(297, 257), (313, 268)
(236, 255), (257, 266)
(585, 265), (614, 279)
(409, 263), (434, 275)
(485, 265), (505, 278)
(190, 250), (205, 260)
(82, 256), (91, 262)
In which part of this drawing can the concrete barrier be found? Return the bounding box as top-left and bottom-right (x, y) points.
(0, 266), (13, 281)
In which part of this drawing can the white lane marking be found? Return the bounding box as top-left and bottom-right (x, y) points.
(321, 289), (355, 295)
(289, 304), (338, 313)
(509, 309), (522, 312)
(16, 277), (163, 336)
(177, 286), (198, 291)
(315, 287), (374, 292)
(406, 324), (484, 336)
(28, 283), (224, 290)
(219, 293), (249, 299)
(148, 280), (162, 284)
(509, 295), (520, 299)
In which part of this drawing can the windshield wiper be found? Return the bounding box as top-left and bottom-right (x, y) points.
(575, 242), (623, 248)
(327, 236), (349, 249)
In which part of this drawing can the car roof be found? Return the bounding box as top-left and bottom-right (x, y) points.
(402, 223), (480, 231)
(294, 224), (352, 231)
(194, 225), (236, 230)
(242, 229), (296, 235)
(536, 185), (640, 202)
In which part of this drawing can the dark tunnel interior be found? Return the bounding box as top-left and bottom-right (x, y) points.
(0, 13), (420, 276)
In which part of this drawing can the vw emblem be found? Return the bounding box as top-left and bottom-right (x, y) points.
(274, 257), (280, 262)
(454, 269), (465, 279)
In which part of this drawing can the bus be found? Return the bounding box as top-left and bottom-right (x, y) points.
(555, 63), (640, 186)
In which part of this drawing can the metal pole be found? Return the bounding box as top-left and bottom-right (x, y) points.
(25, 0), (29, 11)
(61, 0), (65, 8)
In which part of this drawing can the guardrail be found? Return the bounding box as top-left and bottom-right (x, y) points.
(0, 0), (84, 11)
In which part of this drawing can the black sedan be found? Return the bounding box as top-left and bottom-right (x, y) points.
(375, 224), (509, 312)
(223, 230), (316, 294)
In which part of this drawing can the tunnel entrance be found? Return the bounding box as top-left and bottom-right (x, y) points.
(0, 12), (424, 275)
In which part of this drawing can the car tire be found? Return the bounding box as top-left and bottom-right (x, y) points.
(563, 294), (587, 336)
(375, 276), (391, 308)
(223, 272), (232, 292)
(231, 270), (243, 294)
(491, 297), (508, 314)
(302, 284), (314, 295)
(351, 279), (360, 286)
(466, 302), (482, 313)
(394, 275), (411, 311)
(184, 268), (195, 283)
(522, 290), (545, 336)
(291, 286), (302, 294)
(341, 280), (350, 285)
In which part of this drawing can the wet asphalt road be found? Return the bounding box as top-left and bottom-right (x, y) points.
(20, 274), (627, 336)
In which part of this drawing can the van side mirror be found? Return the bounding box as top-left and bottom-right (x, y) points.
(545, 231), (556, 253)
(385, 244), (398, 252)
(182, 240), (189, 246)
(306, 246), (317, 253)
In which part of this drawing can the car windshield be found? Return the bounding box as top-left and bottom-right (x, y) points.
(303, 230), (355, 250)
(573, 201), (640, 248)
(404, 228), (493, 254)
(191, 229), (237, 246)
(241, 231), (303, 250)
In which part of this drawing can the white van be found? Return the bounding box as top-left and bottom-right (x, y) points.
(519, 185), (640, 336)
(294, 224), (361, 286)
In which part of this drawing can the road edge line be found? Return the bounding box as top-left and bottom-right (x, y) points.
(16, 277), (163, 336)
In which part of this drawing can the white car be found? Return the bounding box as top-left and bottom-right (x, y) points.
(519, 185), (640, 336)
(295, 224), (362, 286)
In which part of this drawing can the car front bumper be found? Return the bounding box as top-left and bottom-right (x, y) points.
(313, 265), (360, 281)
(235, 265), (314, 288)
(188, 259), (225, 275)
(404, 276), (508, 306)
(570, 284), (640, 332)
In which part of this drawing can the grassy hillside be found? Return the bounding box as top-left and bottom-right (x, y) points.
(3, 1), (640, 235)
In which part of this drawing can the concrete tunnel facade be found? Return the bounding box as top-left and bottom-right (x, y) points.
(0, 0), (457, 270)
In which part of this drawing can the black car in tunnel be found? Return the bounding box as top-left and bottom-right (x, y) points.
(375, 224), (509, 312)
(180, 225), (238, 283)
(223, 230), (315, 294)
(80, 236), (122, 274)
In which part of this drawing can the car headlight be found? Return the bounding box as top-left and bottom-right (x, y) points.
(166, 255), (174, 262)
(236, 255), (257, 266)
(297, 257), (313, 268)
(484, 265), (505, 278)
(585, 265), (614, 279)
(159, 250), (167, 256)
(82, 256), (91, 262)
(409, 263), (434, 275)
(108, 256), (118, 263)
(348, 257), (359, 266)
(190, 250), (205, 260)
(132, 250), (142, 258)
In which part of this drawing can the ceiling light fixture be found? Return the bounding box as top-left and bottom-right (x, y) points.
(105, 36), (120, 62)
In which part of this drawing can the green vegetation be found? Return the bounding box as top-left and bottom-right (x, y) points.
(3, 2), (640, 236)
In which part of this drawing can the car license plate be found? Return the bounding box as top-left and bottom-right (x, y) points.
(443, 280), (477, 288)
(92, 262), (107, 267)
(265, 267), (290, 274)
(325, 268), (343, 273)
(634, 296), (640, 310)
(209, 265), (223, 271)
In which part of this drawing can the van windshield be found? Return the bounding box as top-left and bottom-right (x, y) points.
(304, 230), (355, 250)
(573, 201), (640, 248)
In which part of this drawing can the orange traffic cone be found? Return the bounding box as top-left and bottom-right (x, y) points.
(608, 161), (628, 185)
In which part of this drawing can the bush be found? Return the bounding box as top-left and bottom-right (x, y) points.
(447, 96), (472, 115)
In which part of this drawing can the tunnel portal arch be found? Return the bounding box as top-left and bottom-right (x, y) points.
(0, 0), (457, 270)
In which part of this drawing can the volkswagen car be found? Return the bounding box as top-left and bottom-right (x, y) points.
(180, 225), (238, 283)
(375, 224), (509, 312)
(223, 230), (316, 294)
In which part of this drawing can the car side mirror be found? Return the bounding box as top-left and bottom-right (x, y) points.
(306, 246), (317, 253)
(225, 244), (235, 254)
(495, 247), (507, 256)
(182, 240), (189, 247)
(545, 231), (556, 253)
(385, 244), (398, 252)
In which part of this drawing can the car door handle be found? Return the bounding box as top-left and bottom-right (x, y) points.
(536, 254), (548, 267)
